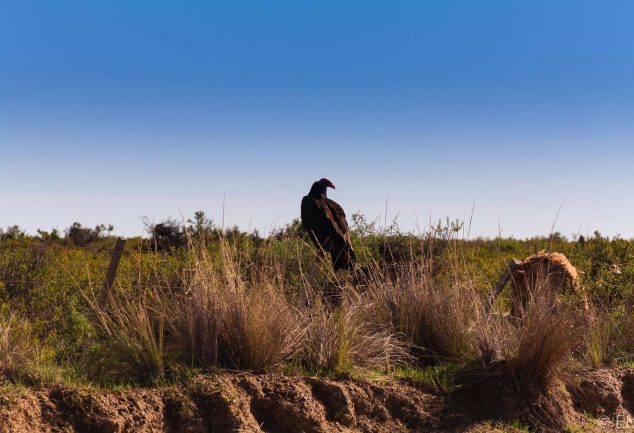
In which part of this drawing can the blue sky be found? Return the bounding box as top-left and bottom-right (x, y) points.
(1, 1), (634, 238)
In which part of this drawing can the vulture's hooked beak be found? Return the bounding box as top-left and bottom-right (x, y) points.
(318, 178), (336, 190)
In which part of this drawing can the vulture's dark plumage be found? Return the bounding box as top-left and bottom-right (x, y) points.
(301, 178), (356, 270)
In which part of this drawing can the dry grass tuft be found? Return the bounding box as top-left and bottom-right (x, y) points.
(508, 283), (576, 390)
(171, 241), (305, 371)
(170, 256), (221, 368)
(218, 281), (306, 370)
(0, 314), (49, 383)
(367, 261), (481, 363)
(300, 296), (410, 373)
(84, 288), (166, 382)
(459, 279), (578, 432)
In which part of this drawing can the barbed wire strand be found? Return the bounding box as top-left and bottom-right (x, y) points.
(0, 241), (177, 255)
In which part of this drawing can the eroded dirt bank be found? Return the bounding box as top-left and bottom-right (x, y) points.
(1, 369), (633, 433)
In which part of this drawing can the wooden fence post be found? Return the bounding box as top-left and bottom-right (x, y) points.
(485, 258), (522, 313)
(99, 237), (126, 307)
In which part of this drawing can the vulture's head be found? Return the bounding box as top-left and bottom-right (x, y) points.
(309, 178), (335, 198)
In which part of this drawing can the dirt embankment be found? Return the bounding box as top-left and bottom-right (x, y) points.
(1, 369), (633, 433)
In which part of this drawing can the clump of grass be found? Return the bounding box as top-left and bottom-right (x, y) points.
(367, 261), (481, 364)
(170, 255), (221, 368)
(618, 327), (634, 367)
(171, 241), (305, 371)
(0, 314), (48, 383)
(462, 279), (579, 432)
(583, 308), (614, 368)
(606, 307), (634, 366)
(508, 286), (576, 391)
(300, 297), (410, 375)
(563, 301), (634, 369)
(84, 287), (166, 383)
(217, 278), (306, 371)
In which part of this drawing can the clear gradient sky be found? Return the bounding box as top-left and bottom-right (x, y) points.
(2, 1), (634, 238)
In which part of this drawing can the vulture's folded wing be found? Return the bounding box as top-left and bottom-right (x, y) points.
(302, 196), (344, 244)
(324, 198), (350, 236)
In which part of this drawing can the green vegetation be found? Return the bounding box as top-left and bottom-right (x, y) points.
(0, 213), (634, 429)
(394, 363), (462, 393)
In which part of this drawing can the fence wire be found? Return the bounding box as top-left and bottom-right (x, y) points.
(0, 241), (167, 255)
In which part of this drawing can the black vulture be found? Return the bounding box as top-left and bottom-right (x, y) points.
(301, 178), (356, 270)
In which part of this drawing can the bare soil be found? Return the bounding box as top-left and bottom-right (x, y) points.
(0, 369), (633, 433)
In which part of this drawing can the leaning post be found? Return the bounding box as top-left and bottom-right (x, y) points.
(99, 237), (126, 307)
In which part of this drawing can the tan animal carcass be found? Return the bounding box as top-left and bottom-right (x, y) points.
(509, 251), (588, 317)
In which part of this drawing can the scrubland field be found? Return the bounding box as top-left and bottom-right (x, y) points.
(1, 215), (634, 432)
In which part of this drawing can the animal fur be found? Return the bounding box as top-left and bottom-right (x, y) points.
(510, 251), (588, 317)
